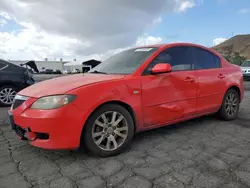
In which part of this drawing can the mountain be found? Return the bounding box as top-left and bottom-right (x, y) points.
(211, 34), (250, 59)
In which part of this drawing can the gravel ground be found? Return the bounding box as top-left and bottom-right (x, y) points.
(0, 78), (250, 188)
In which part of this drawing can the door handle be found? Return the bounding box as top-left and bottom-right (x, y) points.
(184, 77), (195, 82)
(218, 74), (225, 79)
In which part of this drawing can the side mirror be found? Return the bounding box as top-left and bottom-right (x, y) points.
(151, 63), (172, 74)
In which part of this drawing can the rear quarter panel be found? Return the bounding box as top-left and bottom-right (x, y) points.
(222, 61), (244, 101)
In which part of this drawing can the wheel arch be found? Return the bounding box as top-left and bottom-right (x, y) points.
(79, 100), (138, 148)
(86, 100), (137, 132)
(226, 85), (241, 102)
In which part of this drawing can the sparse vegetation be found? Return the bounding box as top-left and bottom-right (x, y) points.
(212, 34), (250, 62)
(224, 52), (246, 65)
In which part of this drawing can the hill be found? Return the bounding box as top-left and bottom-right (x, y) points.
(211, 34), (250, 59)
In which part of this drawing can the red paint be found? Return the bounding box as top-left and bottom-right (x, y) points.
(25, 132), (36, 141)
(10, 43), (244, 150)
(151, 63), (172, 74)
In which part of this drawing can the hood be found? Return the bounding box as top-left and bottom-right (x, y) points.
(20, 60), (39, 73)
(18, 73), (125, 98)
(241, 66), (250, 70)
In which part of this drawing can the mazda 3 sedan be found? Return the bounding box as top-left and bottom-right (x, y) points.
(8, 43), (244, 157)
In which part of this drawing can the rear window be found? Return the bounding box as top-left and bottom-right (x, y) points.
(193, 47), (221, 69)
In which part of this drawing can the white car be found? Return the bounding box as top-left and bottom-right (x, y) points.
(241, 60), (250, 80)
(62, 70), (71, 74)
(72, 69), (81, 74)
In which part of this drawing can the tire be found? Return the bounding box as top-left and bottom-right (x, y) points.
(82, 104), (134, 157)
(0, 85), (18, 107)
(217, 88), (240, 121)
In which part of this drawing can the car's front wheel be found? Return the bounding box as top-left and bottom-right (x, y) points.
(217, 88), (240, 121)
(82, 104), (134, 157)
(0, 85), (17, 107)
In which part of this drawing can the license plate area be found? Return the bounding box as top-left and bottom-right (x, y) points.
(15, 126), (28, 140)
(8, 111), (28, 140)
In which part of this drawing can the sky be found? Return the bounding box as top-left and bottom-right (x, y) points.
(0, 0), (249, 61)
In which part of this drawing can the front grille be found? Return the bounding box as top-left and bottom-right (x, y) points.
(12, 99), (26, 110)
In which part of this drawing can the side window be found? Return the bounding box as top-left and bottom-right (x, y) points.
(143, 46), (194, 74)
(0, 61), (7, 70)
(193, 47), (221, 69)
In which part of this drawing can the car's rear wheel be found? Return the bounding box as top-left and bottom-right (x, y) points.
(217, 88), (240, 121)
(82, 104), (134, 157)
(0, 85), (17, 107)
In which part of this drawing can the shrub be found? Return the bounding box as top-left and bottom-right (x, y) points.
(224, 52), (246, 65)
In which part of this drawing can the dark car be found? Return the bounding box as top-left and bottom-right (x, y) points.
(20, 60), (39, 73)
(44, 69), (54, 74)
(0, 59), (36, 106)
(53, 69), (62, 74)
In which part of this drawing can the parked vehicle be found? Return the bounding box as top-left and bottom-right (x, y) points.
(44, 69), (54, 74)
(72, 69), (81, 74)
(8, 43), (244, 157)
(240, 60), (250, 80)
(20, 60), (39, 73)
(62, 69), (71, 74)
(0, 59), (36, 106)
(53, 69), (62, 74)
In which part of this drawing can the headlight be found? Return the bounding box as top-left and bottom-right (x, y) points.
(31, 95), (77, 110)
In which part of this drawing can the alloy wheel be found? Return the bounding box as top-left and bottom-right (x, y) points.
(91, 111), (128, 151)
(225, 92), (238, 117)
(0, 88), (16, 105)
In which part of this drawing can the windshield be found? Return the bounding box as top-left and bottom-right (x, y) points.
(241, 61), (250, 67)
(88, 47), (158, 74)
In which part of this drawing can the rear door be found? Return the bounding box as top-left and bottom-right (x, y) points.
(141, 46), (198, 126)
(192, 47), (226, 114)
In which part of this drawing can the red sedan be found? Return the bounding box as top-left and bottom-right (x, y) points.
(8, 43), (244, 157)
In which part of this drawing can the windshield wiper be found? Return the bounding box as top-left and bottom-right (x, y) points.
(89, 70), (108, 74)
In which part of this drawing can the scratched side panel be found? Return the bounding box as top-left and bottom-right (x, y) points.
(141, 71), (197, 127)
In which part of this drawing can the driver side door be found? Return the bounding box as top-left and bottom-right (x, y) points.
(140, 46), (198, 127)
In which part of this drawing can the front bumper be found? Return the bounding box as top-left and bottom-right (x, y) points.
(9, 99), (87, 150)
(243, 74), (250, 79)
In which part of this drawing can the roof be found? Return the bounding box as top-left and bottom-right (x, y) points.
(0, 58), (10, 63)
(135, 42), (209, 49)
